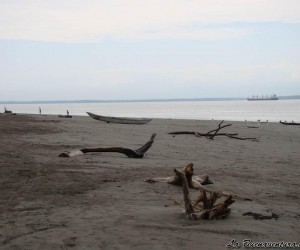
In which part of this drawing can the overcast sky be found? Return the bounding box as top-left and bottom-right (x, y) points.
(0, 0), (300, 101)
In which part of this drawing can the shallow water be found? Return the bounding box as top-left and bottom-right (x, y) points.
(3, 99), (300, 122)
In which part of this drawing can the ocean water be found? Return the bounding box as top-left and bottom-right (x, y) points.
(2, 100), (300, 122)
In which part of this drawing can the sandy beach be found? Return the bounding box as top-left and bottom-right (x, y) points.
(0, 113), (299, 249)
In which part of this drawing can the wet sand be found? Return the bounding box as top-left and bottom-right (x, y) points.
(0, 113), (300, 249)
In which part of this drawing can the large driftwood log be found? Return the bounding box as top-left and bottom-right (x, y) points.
(169, 121), (259, 141)
(145, 163), (251, 201)
(59, 133), (156, 158)
(174, 168), (235, 220)
(145, 163), (213, 187)
(167, 163), (212, 187)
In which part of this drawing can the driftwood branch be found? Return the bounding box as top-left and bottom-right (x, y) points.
(170, 132), (238, 137)
(169, 121), (258, 141)
(174, 168), (235, 220)
(225, 135), (259, 141)
(59, 133), (156, 158)
(208, 120), (230, 139)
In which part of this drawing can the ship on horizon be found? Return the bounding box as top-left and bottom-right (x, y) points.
(247, 94), (279, 101)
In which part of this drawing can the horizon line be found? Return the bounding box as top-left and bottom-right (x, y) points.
(1, 95), (300, 104)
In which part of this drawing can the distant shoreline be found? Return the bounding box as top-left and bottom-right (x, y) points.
(1, 95), (299, 104)
(1, 113), (283, 124)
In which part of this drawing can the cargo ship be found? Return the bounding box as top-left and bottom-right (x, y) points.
(247, 94), (279, 101)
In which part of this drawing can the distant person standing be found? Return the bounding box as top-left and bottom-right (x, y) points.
(39, 107), (41, 115)
(67, 110), (69, 116)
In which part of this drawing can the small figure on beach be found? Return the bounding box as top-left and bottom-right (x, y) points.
(4, 106), (12, 114)
(39, 107), (41, 115)
(67, 110), (69, 116)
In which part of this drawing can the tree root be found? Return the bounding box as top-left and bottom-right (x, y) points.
(174, 168), (235, 220)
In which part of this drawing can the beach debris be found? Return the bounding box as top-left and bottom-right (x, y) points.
(174, 167), (235, 220)
(168, 120), (259, 141)
(146, 163), (252, 201)
(59, 133), (156, 158)
(247, 126), (259, 129)
(243, 212), (279, 220)
(145, 163), (213, 187)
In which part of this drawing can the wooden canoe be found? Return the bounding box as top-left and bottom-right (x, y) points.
(279, 121), (300, 126)
(86, 112), (152, 125)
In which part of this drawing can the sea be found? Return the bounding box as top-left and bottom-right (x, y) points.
(2, 99), (300, 123)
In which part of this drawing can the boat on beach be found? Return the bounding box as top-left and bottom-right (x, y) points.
(86, 112), (152, 125)
(3, 106), (15, 115)
(279, 121), (300, 125)
(247, 94), (279, 101)
(58, 114), (72, 118)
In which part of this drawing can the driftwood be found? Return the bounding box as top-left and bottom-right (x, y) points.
(145, 163), (212, 187)
(167, 163), (213, 187)
(174, 168), (235, 220)
(59, 133), (156, 158)
(169, 120), (259, 141)
(146, 163), (251, 201)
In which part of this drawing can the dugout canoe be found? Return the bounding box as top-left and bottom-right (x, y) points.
(279, 121), (300, 126)
(86, 112), (152, 125)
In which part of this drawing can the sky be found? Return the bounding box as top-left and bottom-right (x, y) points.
(0, 0), (300, 101)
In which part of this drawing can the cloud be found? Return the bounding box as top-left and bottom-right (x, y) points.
(0, 0), (299, 42)
(67, 62), (300, 88)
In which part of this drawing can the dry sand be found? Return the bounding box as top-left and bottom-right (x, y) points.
(0, 113), (299, 249)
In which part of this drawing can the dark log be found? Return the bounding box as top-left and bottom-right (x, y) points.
(59, 133), (156, 158)
(168, 131), (196, 135)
